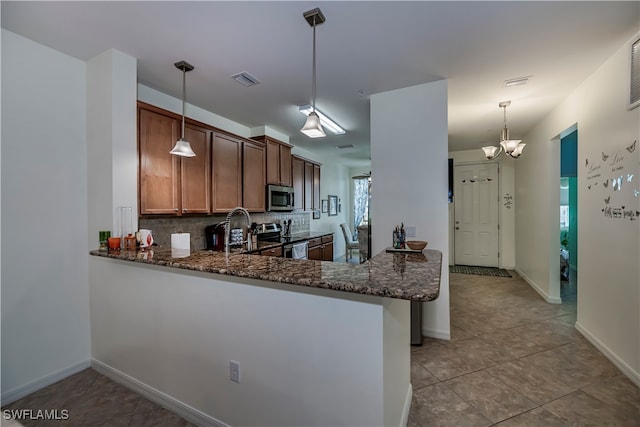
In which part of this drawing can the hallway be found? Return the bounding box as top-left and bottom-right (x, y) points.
(409, 271), (639, 426)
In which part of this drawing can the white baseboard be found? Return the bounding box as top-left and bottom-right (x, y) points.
(91, 359), (228, 427)
(1, 359), (91, 405)
(514, 268), (562, 304)
(575, 322), (640, 388)
(422, 327), (451, 341)
(400, 383), (413, 427)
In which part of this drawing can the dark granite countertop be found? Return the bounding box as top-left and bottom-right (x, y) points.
(89, 246), (442, 302)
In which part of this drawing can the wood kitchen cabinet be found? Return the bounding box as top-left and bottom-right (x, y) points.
(139, 107), (180, 214)
(138, 102), (266, 216)
(139, 105), (211, 215)
(242, 139), (266, 212)
(292, 155), (321, 211)
(292, 156), (305, 210)
(259, 245), (283, 257)
(211, 132), (242, 212)
(307, 234), (333, 261)
(181, 123), (211, 214)
(253, 136), (292, 187)
(212, 133), (266, 213)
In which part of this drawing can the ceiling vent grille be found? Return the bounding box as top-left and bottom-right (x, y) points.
(336, 144), (355, 149)
(231, 71), (261, 87)
(629, 35), (640, 110)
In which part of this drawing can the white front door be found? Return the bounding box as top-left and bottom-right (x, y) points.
(454, 163), (500, 267)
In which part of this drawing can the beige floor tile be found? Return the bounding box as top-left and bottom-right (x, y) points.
(445, 370), (538, 423)
(409, 383), (492, 427)
(487, 359), (575, 404)
(581, 374), (640, 418)
(543, 390), (640, 426)
(494, 407), (571, 426)
(411, 361), (441, 389)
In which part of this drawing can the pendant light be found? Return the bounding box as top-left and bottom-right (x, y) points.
(482, 101), (526, 160)
(300, 8), (326, 138)
(170, 60), (196, 157)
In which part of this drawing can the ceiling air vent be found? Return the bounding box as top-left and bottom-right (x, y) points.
(629, 35), (640, 110)
(336, 144), (355, 149)
(231, 71), (261, 87)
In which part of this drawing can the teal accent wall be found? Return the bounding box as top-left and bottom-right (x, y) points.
(561, 130), (578, 269)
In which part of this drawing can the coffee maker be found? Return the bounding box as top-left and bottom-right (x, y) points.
(205, 223), (226, 251)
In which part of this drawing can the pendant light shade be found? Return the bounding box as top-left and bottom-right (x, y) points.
(301, 8), (326, 138)
(170, 60), (196, 157)
(301, 111), (326, 138)
(482, 101), (525, 160)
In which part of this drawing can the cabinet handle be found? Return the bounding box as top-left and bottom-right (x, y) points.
(174, 208), (179, 212)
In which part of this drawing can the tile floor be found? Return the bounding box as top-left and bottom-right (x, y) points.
(3, 270), (638, 426)
(409, 270), (640, 426)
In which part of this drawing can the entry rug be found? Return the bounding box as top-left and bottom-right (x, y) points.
(450, 265), (512, 277)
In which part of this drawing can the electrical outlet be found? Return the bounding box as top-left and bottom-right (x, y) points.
(406, 226), (416, 237)
(230, 360), (240, 383)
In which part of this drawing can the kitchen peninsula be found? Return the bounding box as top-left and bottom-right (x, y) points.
(89, 248), (442, 426)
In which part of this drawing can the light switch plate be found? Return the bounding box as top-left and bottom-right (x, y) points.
(405, 226), (416, 237)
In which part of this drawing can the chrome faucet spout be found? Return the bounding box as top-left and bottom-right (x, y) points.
(224, 207), (252, 255)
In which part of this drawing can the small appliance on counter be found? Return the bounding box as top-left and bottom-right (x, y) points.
(205, 223), (226, 251)
(254, 223), (282, 242)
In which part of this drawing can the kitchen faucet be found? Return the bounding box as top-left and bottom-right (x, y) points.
(224, 207), (251, 255)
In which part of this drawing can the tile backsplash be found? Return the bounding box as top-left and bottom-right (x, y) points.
(139, 211), (312, 250)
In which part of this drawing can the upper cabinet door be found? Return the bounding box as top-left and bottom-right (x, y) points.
(265, 140), (281, 185)
(304, 162), (314, 211)
(211, 132), (242, 212)
(280, 145), (292, 187)
(139, 108), (180, 215)
(291, 156), (305, 211)
(181, 123), (211, 214)
(313, 164), (321, 210)
(243, 140), (266, 212)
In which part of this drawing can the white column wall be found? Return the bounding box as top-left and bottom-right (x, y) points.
(1, 30), (91, 402)
(370, 80), (450, 339)
(515, 36), (639, 384)
(87, 49), (138, 246)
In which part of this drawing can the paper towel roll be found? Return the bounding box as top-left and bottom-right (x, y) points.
(171, 233), (190, 258)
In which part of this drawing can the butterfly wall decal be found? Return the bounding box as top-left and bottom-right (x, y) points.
(612, 176), (623, 191)
(602, 152), (609, 161)
(627, 174), (634, 182)
(626, 140), (636, 153)
(585, 158), (589, 167)
(604, 196), (611, 204)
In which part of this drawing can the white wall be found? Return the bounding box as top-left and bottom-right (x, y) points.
(516, 36), (640, 384)
(1, 30), (91, 401)
(448, 149), (516, 269)
(370, 80), (450, 339)
(90, 257), (410, 426)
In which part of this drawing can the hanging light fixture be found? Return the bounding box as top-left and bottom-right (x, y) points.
(300, 8), (326, 138)
(482, 101), (526, 160)
(170, 60), (196, 157)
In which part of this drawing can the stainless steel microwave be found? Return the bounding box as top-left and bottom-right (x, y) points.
(267, 185), (294, 211)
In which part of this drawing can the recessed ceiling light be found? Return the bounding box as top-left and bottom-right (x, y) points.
(504, 76), (531, 87)
(230, 71), (261, 87)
